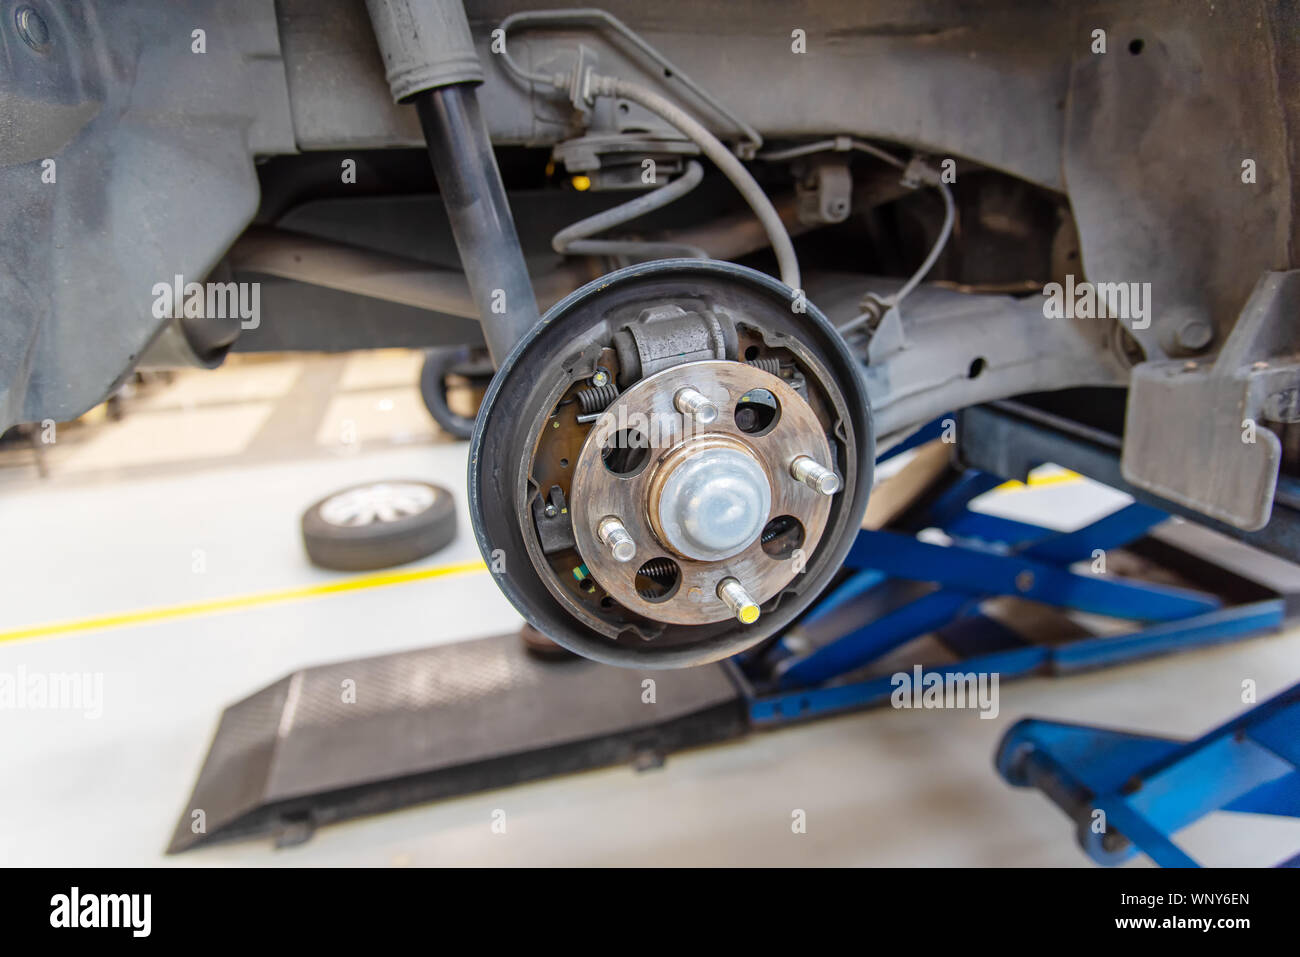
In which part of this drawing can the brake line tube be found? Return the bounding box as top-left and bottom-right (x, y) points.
(492, 12), (797, 289)
(590, 74), (802, 292)
(552, 160), (709, 260)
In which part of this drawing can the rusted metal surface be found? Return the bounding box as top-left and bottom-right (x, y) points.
(571, 360), (834, 626)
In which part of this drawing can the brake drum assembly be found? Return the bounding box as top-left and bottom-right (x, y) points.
(470, 260), (873, 667)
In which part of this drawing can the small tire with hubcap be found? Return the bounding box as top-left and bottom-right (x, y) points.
(301, 480), (457, 571)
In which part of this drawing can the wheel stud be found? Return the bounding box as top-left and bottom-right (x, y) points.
(790, 455), (841, 495)
(674, 386), (719, 425)
(717, 577), (761, 624)
(597, 516), (637, 563)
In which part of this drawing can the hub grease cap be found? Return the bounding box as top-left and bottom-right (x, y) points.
(656, 443), (771, 562)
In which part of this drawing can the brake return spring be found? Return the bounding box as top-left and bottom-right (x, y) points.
(576, 383), (620, 415)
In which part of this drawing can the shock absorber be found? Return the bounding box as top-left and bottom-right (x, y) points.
(364, 0), (540, 366)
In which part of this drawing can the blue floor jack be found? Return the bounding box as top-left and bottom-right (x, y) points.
(734, 422), (1299, 865)
(996, 682), (1300, 868)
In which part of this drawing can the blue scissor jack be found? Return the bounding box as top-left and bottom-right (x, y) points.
(740, 464), (1286, 726)
(730, 427), (1298, 865)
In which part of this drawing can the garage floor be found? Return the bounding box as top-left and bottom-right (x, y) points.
(2, 351), (1298, 867)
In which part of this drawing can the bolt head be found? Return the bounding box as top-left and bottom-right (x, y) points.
(675, 387), (719, 425)
(816, 471), (841, 495)
(717, 577), (762, 624)
(1176, 319), (1213, 352)
(694, 401), (719, 425)
(591, 368), (610, 388)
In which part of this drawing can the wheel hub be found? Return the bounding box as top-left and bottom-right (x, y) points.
(570, 360), (837, 626)
(469, 259), (874, 668)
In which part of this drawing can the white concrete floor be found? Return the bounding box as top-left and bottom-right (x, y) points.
(1, 351), (1298, 867)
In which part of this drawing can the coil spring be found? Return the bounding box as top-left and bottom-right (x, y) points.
(761, 515), (800, 545)
(636, 559), (678, 600)
(576, 382), (620, 414)
(747, 357), (782, 375)
(637, 558), (678, 582)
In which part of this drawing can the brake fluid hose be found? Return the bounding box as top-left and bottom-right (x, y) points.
(588, 74), (801, 291)
(552, 160), (709, 260)
(494, 10), (800, 291)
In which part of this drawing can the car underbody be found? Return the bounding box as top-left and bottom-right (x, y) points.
(1, 0), (1296, 666)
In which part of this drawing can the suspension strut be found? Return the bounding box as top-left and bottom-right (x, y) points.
(365, 0), (540, 366)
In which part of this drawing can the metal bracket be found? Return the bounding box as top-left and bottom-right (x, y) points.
(1121, 270), (1300, 530)
(794, 155), (853, 225)
(496, 8), (762, 158)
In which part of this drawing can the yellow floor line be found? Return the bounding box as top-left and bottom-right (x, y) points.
(0, 559), (488, 645)
(1, 469), (1082, 646)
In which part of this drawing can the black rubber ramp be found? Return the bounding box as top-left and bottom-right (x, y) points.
(168, 632), (746, 852)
